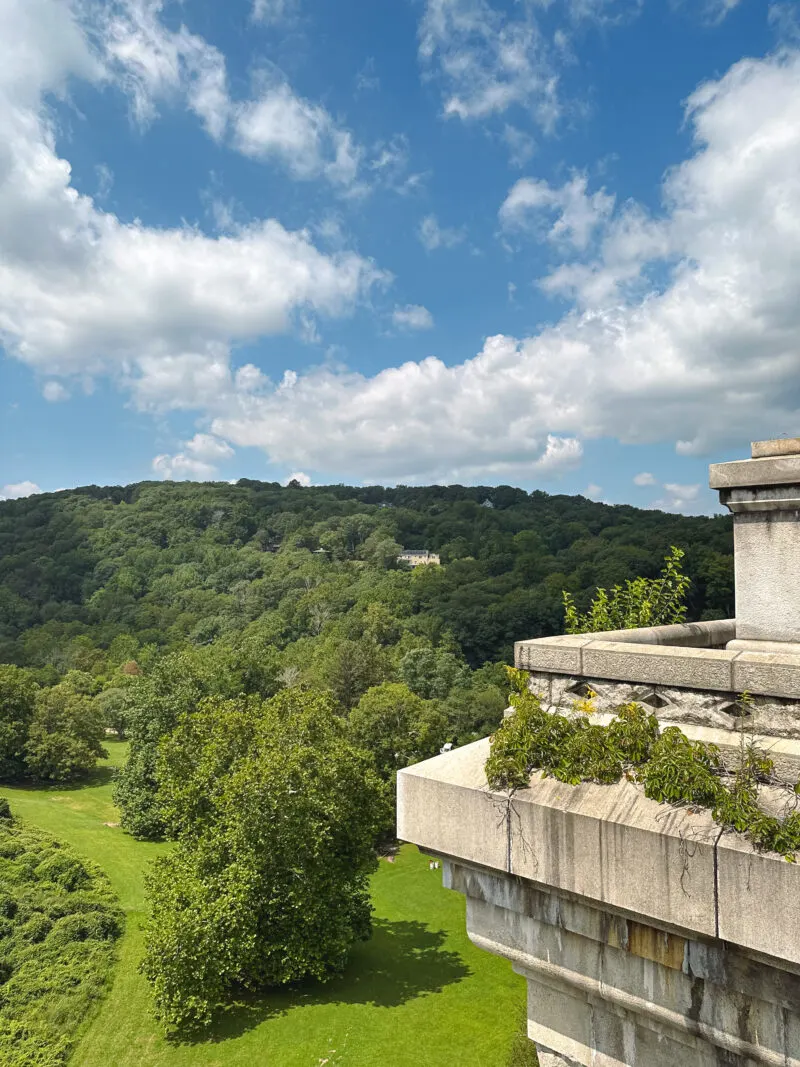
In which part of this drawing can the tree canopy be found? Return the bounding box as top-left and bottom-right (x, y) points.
(141, 689), (388, 1033)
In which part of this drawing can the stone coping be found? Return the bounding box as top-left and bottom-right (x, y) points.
(397, 737), (800, 966)
(514, 619), (800, 699)
(709, 454), (800, 490)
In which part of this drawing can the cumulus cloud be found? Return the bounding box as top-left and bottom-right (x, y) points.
(284, 471), (311, 486)
(152, 433), (235, 480)
(232, 82), (363, 189)
(650, 483), (702, 513)
(633, 471), (656, 486)
(499, 174), (615, 250)
(418, 214), (465, 251)
(392, 304), (434, 331)
(0, 0), (386, 413)
(201, 49), (800, 483)
(0, 481), (42, 500)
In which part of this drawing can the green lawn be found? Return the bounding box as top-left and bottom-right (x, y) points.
(1, 742), (528, 1067)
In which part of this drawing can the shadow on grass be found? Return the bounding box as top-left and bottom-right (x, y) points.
(189, 918), (471, 1045)
(4, 763), (118, 793)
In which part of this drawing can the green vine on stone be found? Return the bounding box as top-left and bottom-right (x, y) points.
(486, 686), (800, 860)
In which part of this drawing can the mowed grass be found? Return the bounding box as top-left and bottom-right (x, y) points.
(1, 742), (528, 1067)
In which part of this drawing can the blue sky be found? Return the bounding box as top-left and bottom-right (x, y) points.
(1, 0), (798, 513)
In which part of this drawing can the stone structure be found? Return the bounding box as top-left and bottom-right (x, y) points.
(398, 439), (800, 1067)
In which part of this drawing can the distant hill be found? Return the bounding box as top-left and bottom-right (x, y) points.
(0, 479), (733, 670)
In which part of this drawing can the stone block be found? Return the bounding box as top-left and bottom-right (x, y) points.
(733, 514), (800, 643)
(727, 639), (800, 655)
(732, 652), (800, 699)
(508, 776), (719, 936)
(515, 636), (593, 674)
(716, 831), (800, 966)
(709, 455), (800, 489)
(581, 641), (735, 691)
(752, 438), (800, 459)
(396, 738), (509, 872)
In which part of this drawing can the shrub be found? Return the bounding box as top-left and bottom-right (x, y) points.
(0, 809), (123, 1067)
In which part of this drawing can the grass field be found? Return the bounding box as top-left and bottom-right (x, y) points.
(1, 742), (529, 1067)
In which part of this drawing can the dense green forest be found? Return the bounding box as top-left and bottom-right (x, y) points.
(0, 478), (734, 677)
(0, 478), (735, 1038)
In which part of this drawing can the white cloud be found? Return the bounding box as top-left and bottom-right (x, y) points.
(392, 304), (434, 331)
(94, 2), (368, 192)
(499, 174), (615, 250)
(700, 0), (743, 25)
(419, 0), (559, 126)
(502, 124), (536, 167)
(232, 82), (363, 189)
(185, 433), (235, 461)
(633, 471), (656, 486)
(284, 471), (311, 486)
(200, 49), (800, 484)
(42, 380), (69, 402)
(585, 483), (603, 499)
(251, 0), (298, 24)
(0, 2), (386, 411)
(418, 214), (465, 251)
(152, 433), (234, 480)
(98, 0), (230, 139)
(650, 483), (702, 513)
(0, 481), (42, 500)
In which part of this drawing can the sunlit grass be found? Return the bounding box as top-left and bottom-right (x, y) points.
(1, 742), (528, 1067)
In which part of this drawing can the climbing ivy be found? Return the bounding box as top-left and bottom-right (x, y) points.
(486, 677), (800, 860)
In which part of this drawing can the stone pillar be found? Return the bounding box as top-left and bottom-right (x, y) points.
(710, 438), (800, 644)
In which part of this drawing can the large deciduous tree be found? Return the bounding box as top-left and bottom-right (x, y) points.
(141, 688), (388, 1034)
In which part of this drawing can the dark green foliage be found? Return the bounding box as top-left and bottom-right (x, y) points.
(349, 682), (449, 785)
(0, 479), (732, 672)
(24, 684), (107, 782)
(0, 809), (123, 1067)
(639, 728), (723, 807)
(141, 689), (389, 1034)
(0, 665), (37, 779)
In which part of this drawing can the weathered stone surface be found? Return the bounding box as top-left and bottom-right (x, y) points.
(396, 739), (509, 872)
(717, 832), (800, 966)
(733, 651), (800, 699)
(733, 514), (800, 643)
(508, 775), (719, 937)
(581, 641), (735, 691)
(752, 438), (800, 459)
(727, 638), (800, 655)
(455, 855), (800, 1067)
(515, 635), (592, 675)
(709, 454), (800, 489)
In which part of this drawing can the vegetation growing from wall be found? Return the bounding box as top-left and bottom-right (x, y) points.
(142, 688), (389, 1033)
(562, 545), (692, 634)
(486, 677), (800, 859)
(0, 802), (123, 1066)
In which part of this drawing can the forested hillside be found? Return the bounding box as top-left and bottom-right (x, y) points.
(0, 478), (733, 676)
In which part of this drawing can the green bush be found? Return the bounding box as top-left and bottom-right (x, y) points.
(0, 809), (123, 1067)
